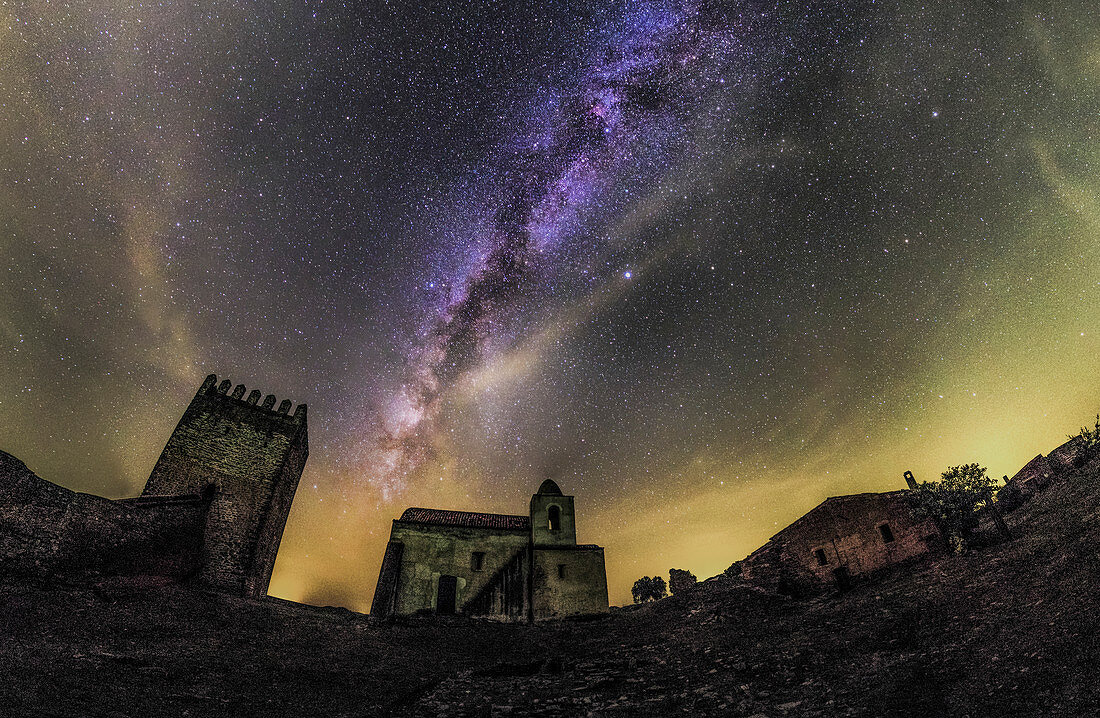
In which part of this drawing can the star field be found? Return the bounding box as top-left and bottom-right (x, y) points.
(2, 1), (1098, 608)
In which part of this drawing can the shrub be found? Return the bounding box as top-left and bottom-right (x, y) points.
(631, 575), (668, 603)
(668, 568), (697, 594)
(909, 463), (1000, 551)
(1071, 414), (1100, 462)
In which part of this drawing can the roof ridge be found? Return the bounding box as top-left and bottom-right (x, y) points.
(400, 506), (527, 518)
(398, 506), (531, 530)
(823, 489), (907, 501)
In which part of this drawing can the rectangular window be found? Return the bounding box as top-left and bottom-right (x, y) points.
(813, 548), (828, 566)
(878, 523), (895, 543)
(471, 551), (485, 571)
(557, 563), (566, 579)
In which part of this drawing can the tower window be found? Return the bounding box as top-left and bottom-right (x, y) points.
(557, 563), (566, 579)
(878, 523), (895, 543)
(470, 551), (485, 571)
(548, 505), (561, 531)
(813, 548), (828, 566)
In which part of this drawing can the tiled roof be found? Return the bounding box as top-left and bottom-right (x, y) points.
(398, 507), (530, 530)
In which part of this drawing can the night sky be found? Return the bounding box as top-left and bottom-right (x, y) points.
(3, 1), (1098, 610)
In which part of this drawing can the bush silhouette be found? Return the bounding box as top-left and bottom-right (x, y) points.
(909, 463), (1000, 550)
(631, 575), (667, 603)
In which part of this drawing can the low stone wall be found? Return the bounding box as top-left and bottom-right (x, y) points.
(0, 451), (207, 582)
(384, 520), (529, 615)
(999, 454), (1054, 512)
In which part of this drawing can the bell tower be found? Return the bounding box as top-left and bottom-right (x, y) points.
(529, 479), (577, 547)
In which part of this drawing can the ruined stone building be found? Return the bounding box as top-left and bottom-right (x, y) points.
(0, 374), (306, 599)
(737, 476), (941, 594)
(371, 479), (609, 621)
(999, 436), (1087, 511)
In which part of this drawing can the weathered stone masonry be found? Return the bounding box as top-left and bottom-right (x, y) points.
(998, 436), (1086, 512)
(0, 451), (208, 580)
(371, 479), (609, 621)
(738, 489), (942, 594)
(143, 374), (308, 598)
(0, 374), (306, 599)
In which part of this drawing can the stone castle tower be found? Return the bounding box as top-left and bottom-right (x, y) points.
(142, 374), (308, 598)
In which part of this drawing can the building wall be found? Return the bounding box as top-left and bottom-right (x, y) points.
(463, 548), (527, 619)
(386, 521), (528, 614)
(370, 540), (405, 616)
(246, 433), (309, 598)
(1047, 436), (1085, 469)
(142, 375), (307, 598)
(742, 492), (940, 593)
(531, 546), (609, 619)
(374, 483), (609, 621)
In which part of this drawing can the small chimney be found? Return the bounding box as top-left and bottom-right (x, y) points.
(903, 470), (917, 490)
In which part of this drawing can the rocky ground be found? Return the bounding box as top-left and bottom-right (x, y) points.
(3, 461), (1099, 717)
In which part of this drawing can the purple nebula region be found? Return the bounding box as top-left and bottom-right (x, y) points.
(369, 0), (799, 494)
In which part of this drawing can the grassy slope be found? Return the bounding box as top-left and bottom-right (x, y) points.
(2, 461), (1098, 717)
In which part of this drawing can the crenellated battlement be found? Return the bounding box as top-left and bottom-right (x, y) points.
(197, 374), (307, 425)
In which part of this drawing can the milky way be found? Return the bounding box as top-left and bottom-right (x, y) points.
(2, 0), (1098, 608)
(371, 0), (824, 495)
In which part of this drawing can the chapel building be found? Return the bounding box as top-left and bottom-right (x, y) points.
(370, 479), (609, 621)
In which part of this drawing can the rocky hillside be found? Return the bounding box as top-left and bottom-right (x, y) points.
(3, 456), (1099, 717)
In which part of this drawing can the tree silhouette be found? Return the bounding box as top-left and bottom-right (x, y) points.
(668, 568), (697, 594)
(631, 575), (667, 603)
(910, 463), (1000, 550)
(1071, 413), (1100, 463)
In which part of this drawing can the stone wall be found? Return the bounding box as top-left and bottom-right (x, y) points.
(0, 451), (207, 581)
(142, 374), (307, 598)
(741, 492), (941, 594)
(998, 454), (1054, 512)
(1047, 436), (1086, 470)
(375, 482), (608, 621)
(530, 493), (577, 547)
(370, 539), (406, 616)
(531, 545), (609, 619)
(381, 521), (528, 615)
(464, 547), (528, 619)
(998, 436), (1091, 512)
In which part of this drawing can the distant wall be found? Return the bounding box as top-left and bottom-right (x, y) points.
(999, 454), (1054, 511)
(998, 437), (1091, 512)
(0, 451), (207, 581)
(1047, 436), (1086, 470)
(531, 545), (608, 619)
